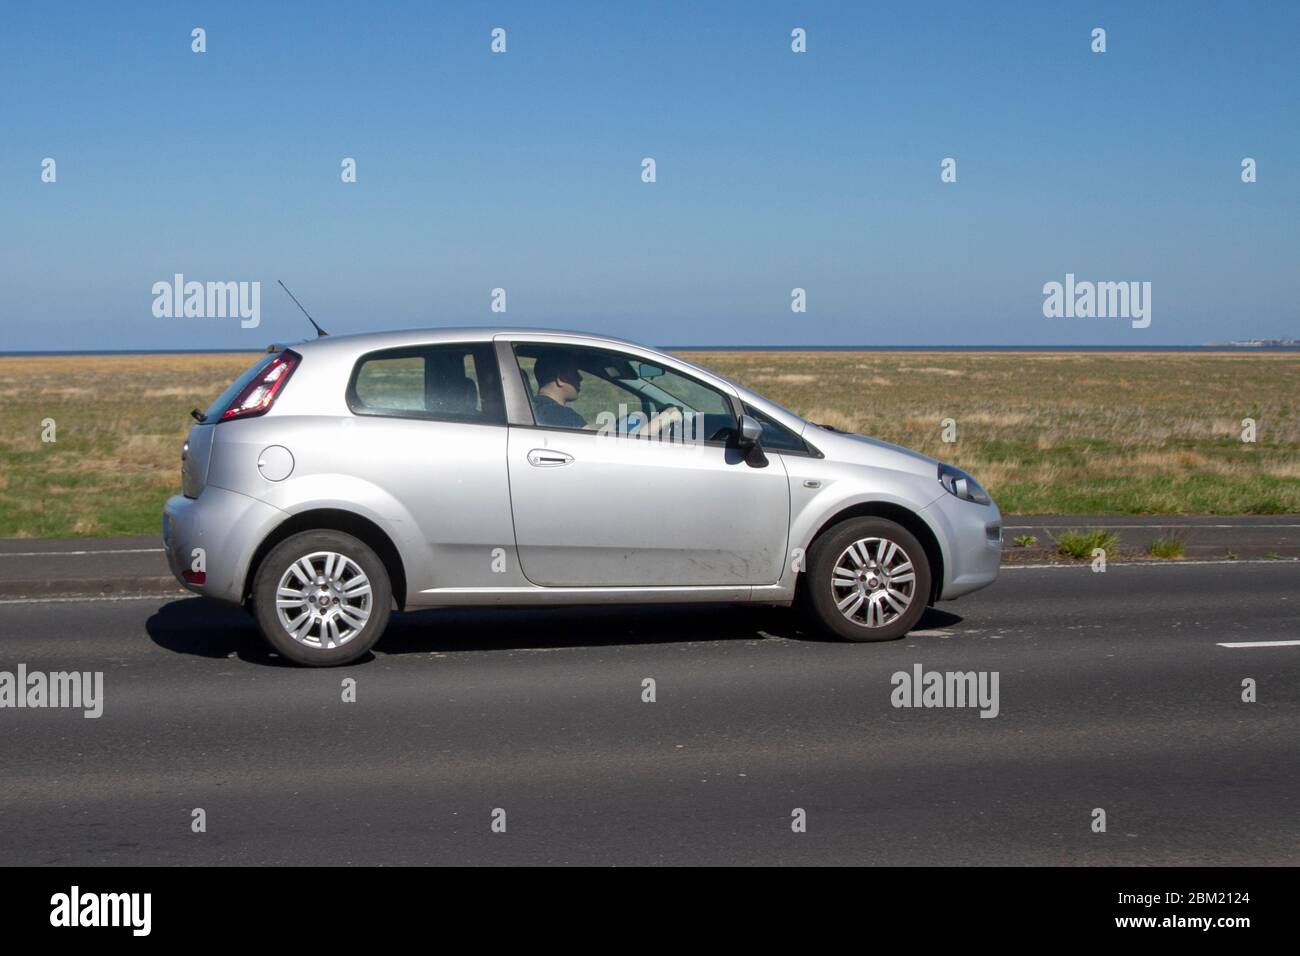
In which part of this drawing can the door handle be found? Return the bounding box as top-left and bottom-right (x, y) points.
(527, 449), (574, 467)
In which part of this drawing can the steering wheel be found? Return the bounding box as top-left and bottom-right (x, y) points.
(617, 404), (690, 439)
(641, 404), (687, 439)
(615, 409), (648, 436)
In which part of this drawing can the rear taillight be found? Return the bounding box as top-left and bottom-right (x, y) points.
(220, 351), (300, 421)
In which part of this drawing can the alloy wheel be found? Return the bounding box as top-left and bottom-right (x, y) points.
(830, 537), (917, 628)
(274, 551), (373, 649)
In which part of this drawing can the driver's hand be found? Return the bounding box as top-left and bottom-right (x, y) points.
(643, 405), (682, 437)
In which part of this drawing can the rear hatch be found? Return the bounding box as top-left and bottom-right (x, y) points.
(181, 349), (300, 498)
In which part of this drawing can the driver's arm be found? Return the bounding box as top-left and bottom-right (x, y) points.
(636, 405), (682, 438)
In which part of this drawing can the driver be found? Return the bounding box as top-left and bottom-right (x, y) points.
(532, 352), (684, 437)
(532, 353), (588, 428)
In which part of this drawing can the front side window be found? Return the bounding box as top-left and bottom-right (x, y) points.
(513, 343), (737, 444)
(348, 343), (505, 424)
(743, 404), (810, 454)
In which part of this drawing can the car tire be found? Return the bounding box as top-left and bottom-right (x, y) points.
(252, 530), (392, 666)
(805, 517), (932, 642)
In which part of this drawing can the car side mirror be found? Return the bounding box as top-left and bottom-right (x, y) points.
(737, 414), (763, 449)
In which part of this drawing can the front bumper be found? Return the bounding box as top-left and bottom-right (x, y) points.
(163, 487), (288, 605)
(921, 493), (1002, 600)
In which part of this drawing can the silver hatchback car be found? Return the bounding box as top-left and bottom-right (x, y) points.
(163, 329), (1001, 665)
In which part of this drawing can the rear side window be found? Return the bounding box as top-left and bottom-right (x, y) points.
(348, 343), (505, 425)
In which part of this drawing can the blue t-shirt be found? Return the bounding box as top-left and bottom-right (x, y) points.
(532, 394), (586, 429)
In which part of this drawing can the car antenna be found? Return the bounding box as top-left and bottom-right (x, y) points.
(277, 280), (328, 337)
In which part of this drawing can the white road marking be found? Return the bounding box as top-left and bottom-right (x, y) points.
(1003, 558), (1298, 569)
(0, 548), (163, 558)
(1216, 640), (1300, 649)
(0, 593), (184, 606)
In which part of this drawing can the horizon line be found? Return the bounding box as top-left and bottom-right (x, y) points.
(3, 344), (1299, 357)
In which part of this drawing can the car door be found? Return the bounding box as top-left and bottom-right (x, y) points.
(502, 338), (791, 588)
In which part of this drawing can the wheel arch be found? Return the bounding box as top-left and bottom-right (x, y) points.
(806, 501), (946, 604)
(243, 508), (408, 611)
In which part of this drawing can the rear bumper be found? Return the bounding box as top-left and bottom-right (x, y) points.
(922, 494), (1002, 600)
(163, 488), (287, 605)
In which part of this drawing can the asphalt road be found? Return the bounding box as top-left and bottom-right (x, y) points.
(1, 559), (1297, 865)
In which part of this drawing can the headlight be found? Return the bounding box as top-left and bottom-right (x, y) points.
(938, 463), (991, 505)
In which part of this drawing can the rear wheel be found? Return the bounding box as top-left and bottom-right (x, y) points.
(252, 530), (392, 666)
(804, 517), (931, 642)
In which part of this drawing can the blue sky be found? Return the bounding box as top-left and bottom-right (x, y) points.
(1, 1), (1296, 349)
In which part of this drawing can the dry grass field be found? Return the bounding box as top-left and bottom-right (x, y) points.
(0, 353), (260, 539)
(681, 350), (1300, 516)
(0, 350), (1297, 538)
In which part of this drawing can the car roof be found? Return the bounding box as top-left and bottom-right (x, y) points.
(284, 326), (647, 355)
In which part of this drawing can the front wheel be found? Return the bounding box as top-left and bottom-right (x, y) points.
(252, 530), (392, 666)
(804, 517), (931, 642)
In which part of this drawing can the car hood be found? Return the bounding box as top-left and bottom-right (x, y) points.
(810, 427), (940, 478)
